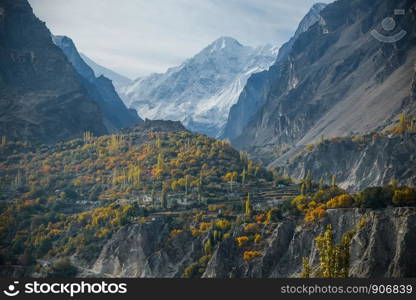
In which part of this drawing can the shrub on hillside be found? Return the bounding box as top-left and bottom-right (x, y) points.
(392, 188), (416, 206)
(358, 187), (392, 209)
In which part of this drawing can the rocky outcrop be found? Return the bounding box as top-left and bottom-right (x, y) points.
(86, 217), (205, 278)
(84, 207), (416, 278)
(122, 119), (187, 136)
(276, 134), (416, 191)
(0, 0), (108, 143)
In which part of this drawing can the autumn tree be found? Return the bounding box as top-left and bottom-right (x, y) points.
(314, 224), (356, 278)
(83, 131), (94, 143)
(319, 177), (324, 190)
(392, 188), (416, 206)
(245, 193), (252, 217)
(326, 194), (353, 208)
(223, 172), (238, 192)
(391, 178), (398, 190)
(153, 153), (165, 179)
(108, 134), (123, 153)
(300, 257), (311, 278)
(1, 136), (7, 147)
(127, 165), (141, 186)
(204, 239), (213, 255)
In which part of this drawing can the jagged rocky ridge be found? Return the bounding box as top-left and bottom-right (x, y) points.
(82, 207), (416, 278)
(52, 35), (142, 132)
(0, 0), (108, 143)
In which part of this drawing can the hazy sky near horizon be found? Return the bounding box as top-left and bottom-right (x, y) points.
(29, 0), (332, 79)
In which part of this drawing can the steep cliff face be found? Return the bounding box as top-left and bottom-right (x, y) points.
(84, 207), (416, 278)
(52, 35), (142, 131)
(222, 3), (326, 141)
(204, 207), (416, 278)
(275, 134), (416, 191)
(230, 0), (416, 161)
(86, 218), (206, 278)
(0, 0), (108, 143)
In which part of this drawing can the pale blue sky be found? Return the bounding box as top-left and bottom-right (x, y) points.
(29, 0), (332, 79)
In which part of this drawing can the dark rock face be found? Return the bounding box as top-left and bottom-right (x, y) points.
(122, 119), (187, 135)
(82, 208), (416, 278)
(277, 134), (416, 191)
(226, 0), (416, 163)
(0, 0), (108, 143)
(84, 217), (205, 278)
(52, 35), (142, 132)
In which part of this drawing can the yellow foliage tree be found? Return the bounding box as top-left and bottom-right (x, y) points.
(392, 188), (416, 206)
(243, 250), (262, 262)
(326, 194), (353, 208)
(236, 236), (249, 247)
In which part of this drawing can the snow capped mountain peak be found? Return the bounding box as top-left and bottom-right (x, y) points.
(120, 37), (278, 137)
(206, 36), (243, 52)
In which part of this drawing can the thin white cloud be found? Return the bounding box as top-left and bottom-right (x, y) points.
(29, 0), (332, 79)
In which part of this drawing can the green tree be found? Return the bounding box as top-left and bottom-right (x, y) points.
(300, 183), (305, 196)
(331, 175), (337, 188)
(185, 175), (190, 195)
(204, 239), (213, 255)
(304, 170), (312, 192)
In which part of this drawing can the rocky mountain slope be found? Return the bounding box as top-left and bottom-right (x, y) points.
(80, 53), (132, 92)
(85, 207), (416, 278)
(275, 133), (416, 191)
(121, 37), (278, 137)
(229, 0), (416, 164)
(0, 0), (108, 143)
(1, 118), (415, 278)
(222, 3), (327, 141)
(52, 35), (142, 131)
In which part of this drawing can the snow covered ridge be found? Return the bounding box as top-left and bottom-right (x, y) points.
(119, 36), (279, 138)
